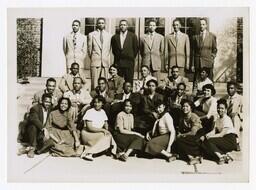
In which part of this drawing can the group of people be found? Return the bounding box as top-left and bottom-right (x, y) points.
(17, 17), (243, 166)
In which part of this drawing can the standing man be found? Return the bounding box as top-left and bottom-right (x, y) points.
(192, 18), (217, 81)
(165, 19), (190, 77)
(63, 19), (87, 74)
(88, 18), (112, 90)
(140, 19), (164, 81)
(111, 19), (139, 83)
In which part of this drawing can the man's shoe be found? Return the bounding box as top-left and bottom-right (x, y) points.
(35, 139), (54, 154)
(17, 146), (28, 156)
(236, 143), (241, 151)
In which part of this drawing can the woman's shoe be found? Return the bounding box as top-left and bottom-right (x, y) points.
(119, 154), (128, 162)
(167, 154), (178, 162)
(217, 157), (225, 165)
(189, 156), (201, 165)
(115, 152), (124, 159)
(82, 153), (94, 161)
(224, 153), (234, 164)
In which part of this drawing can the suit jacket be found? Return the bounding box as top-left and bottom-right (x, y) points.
(63, 32), (87, 69)
(33, 89), (63, 107)
(161, 75), (189, 93)
(165, 32), (190, 68)
(141, 92), (164, 115)
(28, 104), (50, 130)
(108, 75), (125, 95)
(165, 93), (192, 110)
(192, 31), (217, 69)
(140, 32), (164, 71)
(88, 30), (112, 68)
(58, 72), (88, 93)
(90, 88), (115, 104)
(111, 31), (139, 68)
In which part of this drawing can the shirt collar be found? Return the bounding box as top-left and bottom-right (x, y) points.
(120, 30), (128, 36)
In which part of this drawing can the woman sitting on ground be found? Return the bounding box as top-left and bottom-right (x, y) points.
(112, 99), (145, 162)
(80, 95), (117, 161)
(201, 99), (237, 165)
(44, 97), (83, 157)
(144, 101), (176, 162)
(173, 99), (203, 165)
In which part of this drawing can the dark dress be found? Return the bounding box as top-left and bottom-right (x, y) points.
(174, 112), (203, 160)
(112, 111), (144, 153)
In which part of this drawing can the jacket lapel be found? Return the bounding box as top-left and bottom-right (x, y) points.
(116, 34), (121, 50)
(94, 31), (102, 49)
(39, 105), (44, 123)
(144, 34), (152, 50)
(170, 34), (177, 48)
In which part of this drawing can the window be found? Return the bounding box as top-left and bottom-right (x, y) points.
(144, 17), (165, 36)
(84, 18), (97, 35)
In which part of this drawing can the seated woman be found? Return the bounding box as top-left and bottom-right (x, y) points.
(144, 101), (176, 162)
(108, 64), (125, 96)
(194, 84), (217, 134)
(44, 97), (82, 157)
(174, 99), (203, 165)
(201, 99), (237, 165)
(80, 95), (117, 161)
(112, 99), (145, 162)
(192, 67), (213, 99)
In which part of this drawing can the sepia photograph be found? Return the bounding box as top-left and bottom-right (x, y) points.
(6, 7), (250, 183)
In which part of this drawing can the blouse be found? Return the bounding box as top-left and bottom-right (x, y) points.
(195, 96), (217, 118)
(178, 112), (202, 134)
(152, 112), (174, 136)
(83, 108), (108, 129)
(115, 111), (134, 131)
(45, 109), (76, 132)
(213, 114), (236, 136)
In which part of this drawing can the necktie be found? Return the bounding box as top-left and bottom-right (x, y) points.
(142, 78), (146, 89)
(100, 30), (103, 45)
(199, 32), (203, 46)
(73, 33), (77, 49)
(227, 98), (233, 115)
(175, 33), (178, 45)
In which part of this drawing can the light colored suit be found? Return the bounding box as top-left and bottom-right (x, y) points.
(165, 31), (190, 77)
(140, 32), (164, 80)
(63, 32), (87, 72)
(88, 29), (112, 89)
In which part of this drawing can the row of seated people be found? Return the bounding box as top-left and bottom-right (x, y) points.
(17, 63), (243, 165)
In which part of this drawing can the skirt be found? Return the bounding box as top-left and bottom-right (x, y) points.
(48, 127), (78, 157)
(144, 133), (170, 156)
(112, 131), (145, 153)
(81, 129), (117, 155)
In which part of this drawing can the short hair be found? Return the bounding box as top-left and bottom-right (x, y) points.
(155, 99), (165, 109)
(171, 65), (179, 71)
(181, 99), (195, 111)
(146, 79), (158, 87)
(41, 93), (52, 102)
(119, 19), (128, 25)
(90, 95), (106, 107)
(123, 81), (132, 89)
(71, 62), (79, 68)
(200, 67), (209, 75)
(72, 19), (81, 26)
(217, 98), (228, 109)
(98, 77), (107, 84)
(97, 17), (106, 23)
(200, 18), (208, 24)
(177, 82), (186, 90)
(73, 77), (82, 83)
(172, 19), (181, 25)
(46, 78), (56, 85)
(141, 65), (150, 71)
(202, 84), (216, 96)
(227, 81), (237, 88)
(147, 19), (157, 25)
(57, 97), (72, 111)
(122, 99), (133, 110)
(109, 64), (118, 70)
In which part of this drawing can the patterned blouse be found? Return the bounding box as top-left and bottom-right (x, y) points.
(115, 111), (134, 131)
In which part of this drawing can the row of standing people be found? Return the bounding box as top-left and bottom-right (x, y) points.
(63, 17), (217, 90)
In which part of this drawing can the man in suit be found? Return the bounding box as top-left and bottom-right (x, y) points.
(159, 66), (189, 96)
(88, 18), (112, 90)
(111, 19), (139, 83)
(33, 78), (63, 107)
(58, 62), (89, 93)
(165, 19), (190, 77)
(63, 20), (87, 74)
(192, 18), (217, 81)
(18, 94), (53, 158)
(140, 19), (164, 81)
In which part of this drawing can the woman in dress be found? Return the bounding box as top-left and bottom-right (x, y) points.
(44, 97), (82, 157)
(112, 99), (145, 162)
(174, 99), (203, 165)
(201, 99), (237, 164)
(80, 95), (117, 161)
(144, 100), (176, 162)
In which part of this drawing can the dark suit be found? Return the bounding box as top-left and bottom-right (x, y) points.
(108, 75), (125, 95)
(26, 104), (50, 148)
(111, 31), (139, 83)
(192, 31), (217, 80)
